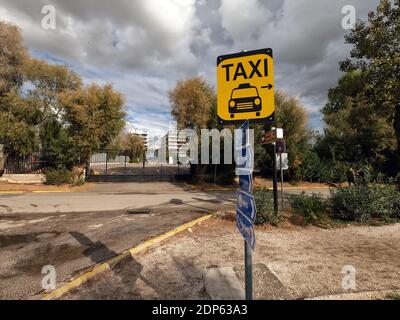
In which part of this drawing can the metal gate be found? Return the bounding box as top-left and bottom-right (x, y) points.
(3, 151), (49, 174)
(87, 150), (190, 182)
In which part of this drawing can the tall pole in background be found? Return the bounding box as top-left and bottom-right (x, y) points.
(264, 122), (279, 214)
(280, 153), (284, 210)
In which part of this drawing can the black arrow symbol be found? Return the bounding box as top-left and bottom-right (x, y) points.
(262, 84), (273, 90)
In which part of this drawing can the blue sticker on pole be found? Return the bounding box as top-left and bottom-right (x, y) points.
(235, 120), (254, 176)
(236, 212), (255, 250)
(237, 189), (256, 223)
(239, 174), (253, 194)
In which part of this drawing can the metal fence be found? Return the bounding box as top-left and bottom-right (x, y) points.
(4, 152), (49, 174)
(87, 150), (191, 182)
(2, 149), (192, 182)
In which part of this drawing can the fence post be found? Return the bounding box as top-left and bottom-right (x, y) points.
(105, 150), (108, 178)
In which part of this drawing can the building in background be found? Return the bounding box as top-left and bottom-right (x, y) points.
(157, 125), (186, 164)
(129, 128), (149, 149)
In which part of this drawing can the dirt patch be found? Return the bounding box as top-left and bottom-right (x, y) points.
(0, 231), (60, 249)
(15, 243), (85, 275)
(253, 177), (332, 189)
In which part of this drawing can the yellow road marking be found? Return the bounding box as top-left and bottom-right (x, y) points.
(32, 190), (72, 193)
(0, 191), (26, 194)
(42, 214), (213, 300)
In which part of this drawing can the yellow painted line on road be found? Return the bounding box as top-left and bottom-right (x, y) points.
(32, 190), (72, 193)
(42, 214), (214, 300)
(0, 191), (26, 194)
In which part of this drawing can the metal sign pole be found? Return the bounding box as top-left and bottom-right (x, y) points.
(280, 154), (284, 210)
(245, 240), (253, 300)
(272, 142), (279, 214)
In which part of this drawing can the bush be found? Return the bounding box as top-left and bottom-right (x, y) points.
(254, 189), (281, 225)
(296, 150), (331, 182)
(291, 192), (329, 224)
(330, 185), (400, 222)
(45, 168), (73, 185)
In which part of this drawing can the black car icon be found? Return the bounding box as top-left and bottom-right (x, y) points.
(229, 83), (261, 118)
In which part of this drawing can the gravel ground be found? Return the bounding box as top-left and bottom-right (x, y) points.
(64, 214), (400, 300)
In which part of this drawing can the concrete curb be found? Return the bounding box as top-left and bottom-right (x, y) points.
(42, 214), (213, 300)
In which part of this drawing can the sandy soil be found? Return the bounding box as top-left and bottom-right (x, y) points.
(253, 177), (333, 189)
(184, 178), (333, 192)
(64, 213), (400, 300)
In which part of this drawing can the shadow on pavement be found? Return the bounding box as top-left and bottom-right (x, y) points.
(67, 231), (160, 299)
(69, 231), (117, 264)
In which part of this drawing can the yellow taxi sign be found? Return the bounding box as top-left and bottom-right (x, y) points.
(217, 48), (275, 124)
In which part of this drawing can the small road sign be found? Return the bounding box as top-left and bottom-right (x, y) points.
(276, 153), (289, 170)
(236, 212), (255, 250)
(217, 48), (275, 124)
(236, 145), (254, 175)
(262, 128), (283, 144)
(235, 120), (254, 175)
(237, 189), (256, 223)
(276, 139), (286, 154)
(239, 173), (253, 194)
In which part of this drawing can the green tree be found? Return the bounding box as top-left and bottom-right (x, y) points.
(109, 131), (145, 162)
(254, 90), (311, 180)
(0, 21), (28, 95)
(0, 21), (126, 181)
(318, 71), (396, 176)
(0, 91), (38, 156)
(60, 84), (126, 166)
(24, 58), (82, 123)
(169, 76), (217, 183)
(169, 76), (215, 130)
(275, 90), (311, 177)
(124, 134), (145, 162)
(339, 0), (400, 183)
(0, 21), (35, 157)
(23, 58), (83, 160)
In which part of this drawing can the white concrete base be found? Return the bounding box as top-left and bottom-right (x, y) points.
(204, 267), (245, 300)
(0, 174), (45, 184)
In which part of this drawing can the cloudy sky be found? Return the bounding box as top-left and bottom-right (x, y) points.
(0, 0), (381, 146)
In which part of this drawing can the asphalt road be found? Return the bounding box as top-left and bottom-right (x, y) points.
(0, 185), (236, 299)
